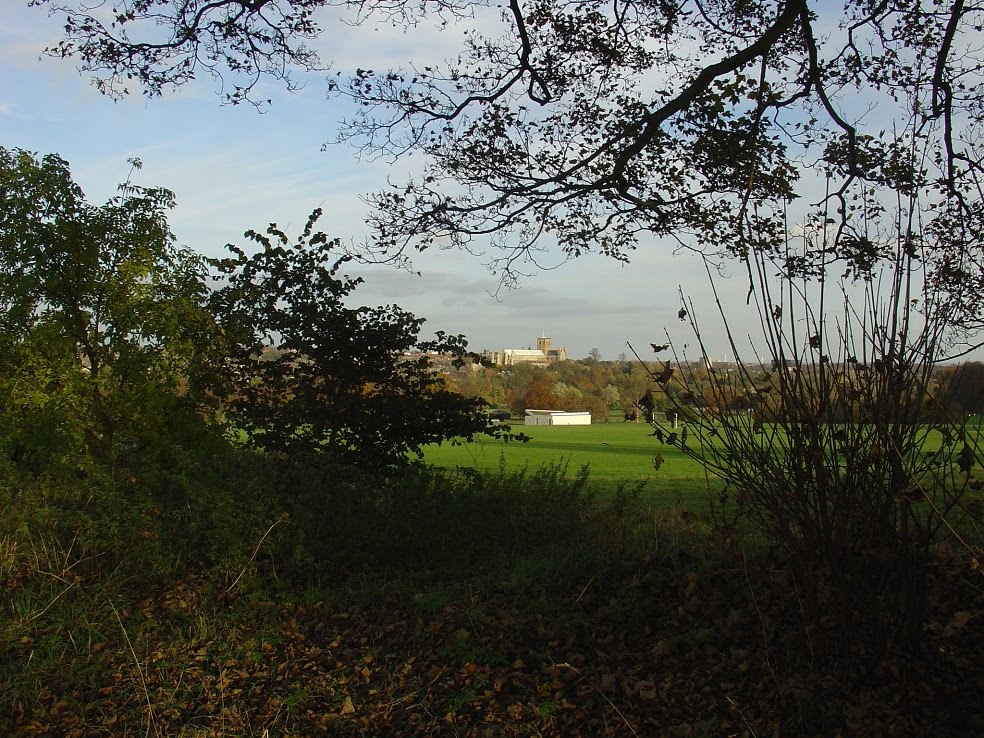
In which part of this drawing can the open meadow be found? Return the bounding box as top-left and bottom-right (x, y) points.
(423, 417), (984, 506)
(424, 420), (719, 504)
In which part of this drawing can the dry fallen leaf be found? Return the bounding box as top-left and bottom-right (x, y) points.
(943, 611), (974, 637)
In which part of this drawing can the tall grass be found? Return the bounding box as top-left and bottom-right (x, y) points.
(267, 456), (653, 580)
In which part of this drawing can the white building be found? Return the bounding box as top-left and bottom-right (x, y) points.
(524, 409), (592, 426)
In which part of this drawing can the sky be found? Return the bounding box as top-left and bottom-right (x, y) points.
(0, 2), (837, 362)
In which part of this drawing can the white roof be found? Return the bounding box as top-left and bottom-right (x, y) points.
(525, 410), (590, 416)
(505, 349), (545, 356)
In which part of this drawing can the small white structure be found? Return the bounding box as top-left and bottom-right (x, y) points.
(524, 409), (592, 426)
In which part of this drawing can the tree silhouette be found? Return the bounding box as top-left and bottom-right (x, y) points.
(33, 0), (984, 329)
(209, 209), (497, 469)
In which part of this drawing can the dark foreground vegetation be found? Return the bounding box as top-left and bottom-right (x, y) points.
(4, 451), (983, 737)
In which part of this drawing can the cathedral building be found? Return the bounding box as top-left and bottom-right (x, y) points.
(483, 336), (568, 367)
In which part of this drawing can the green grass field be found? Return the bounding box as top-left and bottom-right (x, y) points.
(423, 418), (984, 506)
(423, 421), (719, 502)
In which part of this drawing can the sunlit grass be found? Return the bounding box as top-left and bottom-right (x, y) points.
(422, 421), (720, 508)
(423, 421), (691, 477)
(423, 418), (984, 506)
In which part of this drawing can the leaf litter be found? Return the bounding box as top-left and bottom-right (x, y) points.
(5, 550), (983, 737)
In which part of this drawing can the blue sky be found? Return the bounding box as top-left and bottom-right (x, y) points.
(1, 2), (791, 362)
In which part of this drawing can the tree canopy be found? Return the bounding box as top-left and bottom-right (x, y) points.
(0, 147), (215, 466)
(0, 147), (497, 473)
(34, 0), (984, 331)
(208, 209), (498, 469)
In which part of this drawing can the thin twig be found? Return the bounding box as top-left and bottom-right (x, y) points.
(741, 546), (783, 697)
(726, 695), (759, 738)
(24, 581), (77, 624)
(556, 662), (640, 738)
(790, 570), (815, 672)
(573, 575), (595, 603)
(912, 475), (977, 555)
(109, 598), (158, 738)
(225, 513), (288, 594)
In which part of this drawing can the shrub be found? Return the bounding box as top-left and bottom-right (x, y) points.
(207, 210), (504, 470)
(636, 236), (983, 655)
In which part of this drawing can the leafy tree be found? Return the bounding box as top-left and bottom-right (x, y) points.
(601, 384), (620, 410)
(580, 393), (609, 422)
(519, 371), (562, 412)
(209, 209), (497, 470)
(447, 367), (499, 405)
(0, 147), (215, 469)
(551, 381), (583, 409)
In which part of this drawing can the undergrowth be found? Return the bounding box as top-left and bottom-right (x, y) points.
(0, 449), (660, 731)
(2, 445), (981, 737)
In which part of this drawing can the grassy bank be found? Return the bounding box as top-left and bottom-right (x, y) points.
(3, 472), (981, 737)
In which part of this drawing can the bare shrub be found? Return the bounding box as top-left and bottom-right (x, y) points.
(634, 227), (983, 655)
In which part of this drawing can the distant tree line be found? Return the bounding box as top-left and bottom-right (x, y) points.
(448, 357), (984, 424)
(447, 357), (664, 422)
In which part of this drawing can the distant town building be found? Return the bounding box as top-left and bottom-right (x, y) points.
(483, 335), (568, 367)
